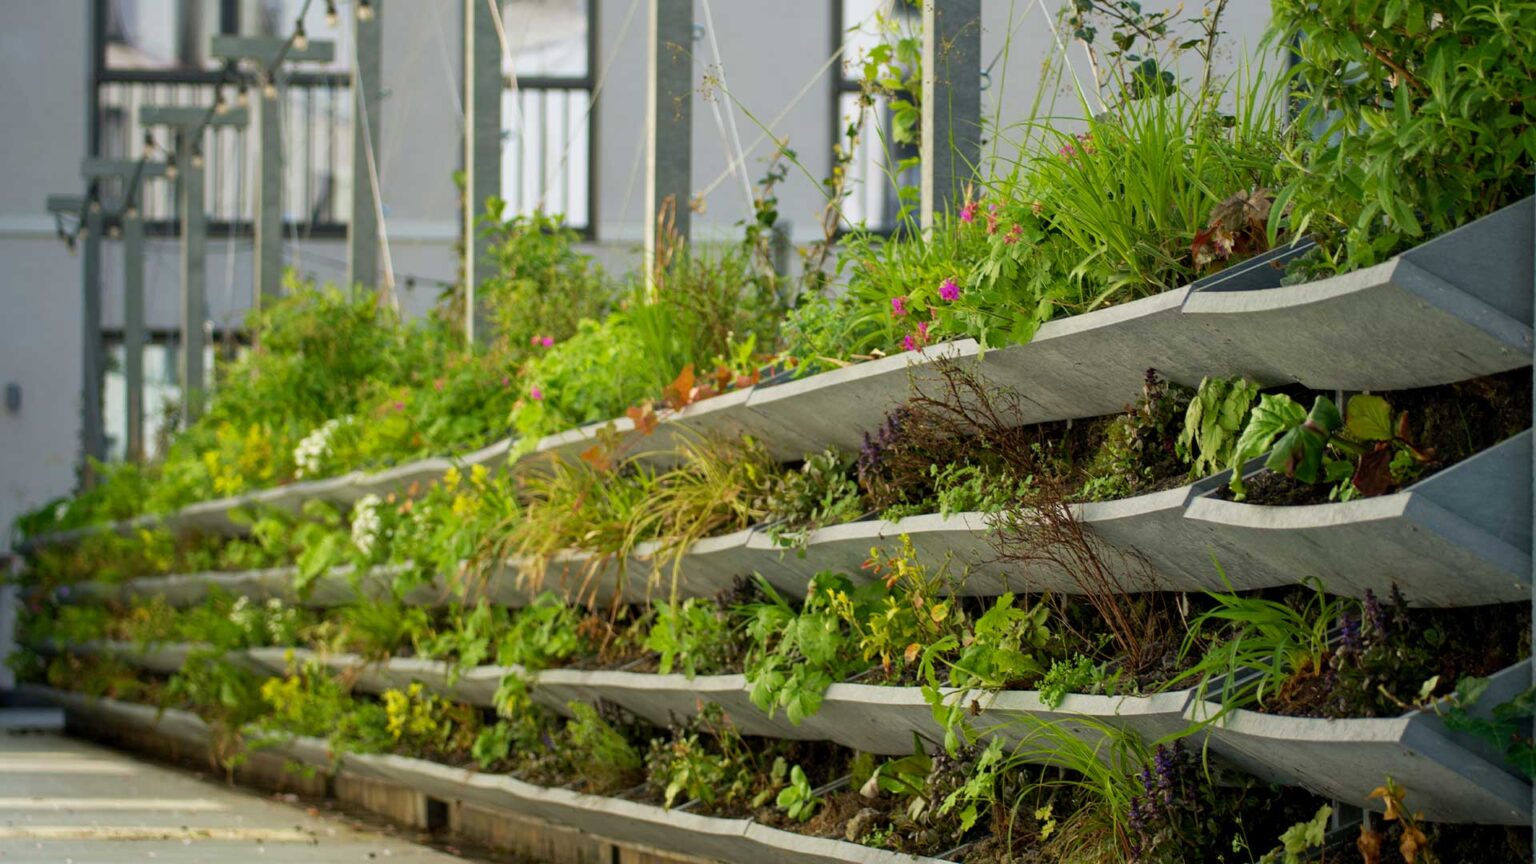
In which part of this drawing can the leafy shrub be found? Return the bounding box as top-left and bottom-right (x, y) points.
(1270, 0), (1536, 268)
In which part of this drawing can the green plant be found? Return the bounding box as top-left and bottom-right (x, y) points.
(381, 683), (481, 760)
(1177, 376), (1261, 479)
(1257, 804), (1331, 864)
(1269, 0), (1536, 270)
(1038, 654), (1107, 709)
(1441, 676), (1536, 778)
(643, 704), (776, 812)
(164, 651), (267, 778)
(1229, 393), (1432, 499)
(628, 434), (778, 595)
(775, 761), (822, 822)
(1173, 576), (1346, 711)
(563, 701), (642, 794)
(1080, 369), (1192, 501)
(644, 597), (741, 678)
(743, 573), (864, 724)
(762, 449), (865, 548)
(474, 203), (612, 355)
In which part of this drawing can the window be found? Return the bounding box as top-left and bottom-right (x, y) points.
(499, 0), (595, 232)
(95, 0), (352, 231)
(832, 0), (917, 232)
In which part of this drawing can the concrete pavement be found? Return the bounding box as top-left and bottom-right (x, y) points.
(0, 728), (483, 863)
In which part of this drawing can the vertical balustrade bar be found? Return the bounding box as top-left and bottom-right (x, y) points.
(348, 0), (383, 292)
(919, 0), (981, 231)
(643, 0), (692, 295)
(464, 0), (502, 345)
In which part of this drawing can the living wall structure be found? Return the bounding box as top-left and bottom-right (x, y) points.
(12, 0), (1536, 861)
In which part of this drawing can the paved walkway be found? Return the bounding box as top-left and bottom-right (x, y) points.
(0, 720), (481, 863)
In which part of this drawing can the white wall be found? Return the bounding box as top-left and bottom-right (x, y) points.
(0, 2), (89, 550)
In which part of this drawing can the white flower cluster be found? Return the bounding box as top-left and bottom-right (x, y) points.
(351, 494), (384, 557)
(293, 417), (348, 478)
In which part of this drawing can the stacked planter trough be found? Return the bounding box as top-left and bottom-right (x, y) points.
(23, 198), (1536, 860)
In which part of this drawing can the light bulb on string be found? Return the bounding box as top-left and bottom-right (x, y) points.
(190, 148), (204, 171)
(214, 87), (229, 115)
(293, 19), (309, 51)
(166, 154), (178, 181)
(325, 0), (339, 27)
(125, 207), (139, 221)
(108, 225), (121, 239)
(236, 83), (250, 108)
(356, 0), (375, 22)
(262, 75), (279, 100)
(141, 132), (156, 159)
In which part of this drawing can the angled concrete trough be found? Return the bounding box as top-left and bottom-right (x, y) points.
(1187, 662), (1533, 825)
(1177, 431), (1531, 605)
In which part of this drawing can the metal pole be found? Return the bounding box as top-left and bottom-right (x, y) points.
(464, 0), (501, 345)
(81, 159), (167, 462)
(123, 205), (146, 461)
(139, 106), (246, 426)
(255, 84), (284, 306)
(349, 0), (383, 292)
(81, 200), (105, 474)
(919, 0), (981, 232)
(177, 132), (207, 424)
(209, 35), (334, 309)
(643, 0), (692, 295)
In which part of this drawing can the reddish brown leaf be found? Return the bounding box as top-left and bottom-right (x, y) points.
(1352, 444), (1395, 497)
(626, 403), (660, 436)
(1357, 826), (1384, 864)
(663, 364), (697, 410)
(578, 444), (611, 472)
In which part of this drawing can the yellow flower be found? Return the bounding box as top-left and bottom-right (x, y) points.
(443, 466), (462, 491)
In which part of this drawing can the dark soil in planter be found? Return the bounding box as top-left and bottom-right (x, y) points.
(1263, 601), (1529, 719)
(1317, 821), (1531, 863)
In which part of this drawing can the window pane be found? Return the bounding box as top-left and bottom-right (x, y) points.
(501, 0), (588, 79)
(105, 0), (223, 71)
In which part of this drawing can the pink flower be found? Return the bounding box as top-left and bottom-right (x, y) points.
(501, 376), (511, 387)
(530, 335), (542, 346)
(960, 201), (977, 223)
(918, 320), (930, 340)
(902, 333), (918, 351)
(939, 277), (960, 302)
(541, 336), (554, 347)
(1059, 142), (1077, 160)
(986, 203), (999, 235)
(392, 401), (405, 412)
(891, 296), (908, 317)
(530, 386), (544, 401)
(1005, 224), (1024, 245)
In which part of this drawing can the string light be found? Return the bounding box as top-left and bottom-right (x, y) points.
(190, 147), (205, 171)
(236, 82), (250, 108)
(293, 18), (309, 51)
(108, 225), (121, 239)
(165, 154), (178, 181)
(262, 75), (279, 100)
(356, 0), (375, 22)
(141, 131), (156, 159)
(125, 207), (139, 220)
(213, 86), (229, 114)
(325, 0), (339, 27)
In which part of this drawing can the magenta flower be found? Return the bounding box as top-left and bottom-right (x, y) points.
(960, 201), (977, 223)
(501, 376), (511, 387)
(530, 386), (544, 401)
(393, 401), (405, 411)
(918, 320), (930, 340)
(939, 277), (961, 302)
(891, 296), (908, 317)
(541, 336), (554, 347)
(902, 333), (918, 351)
